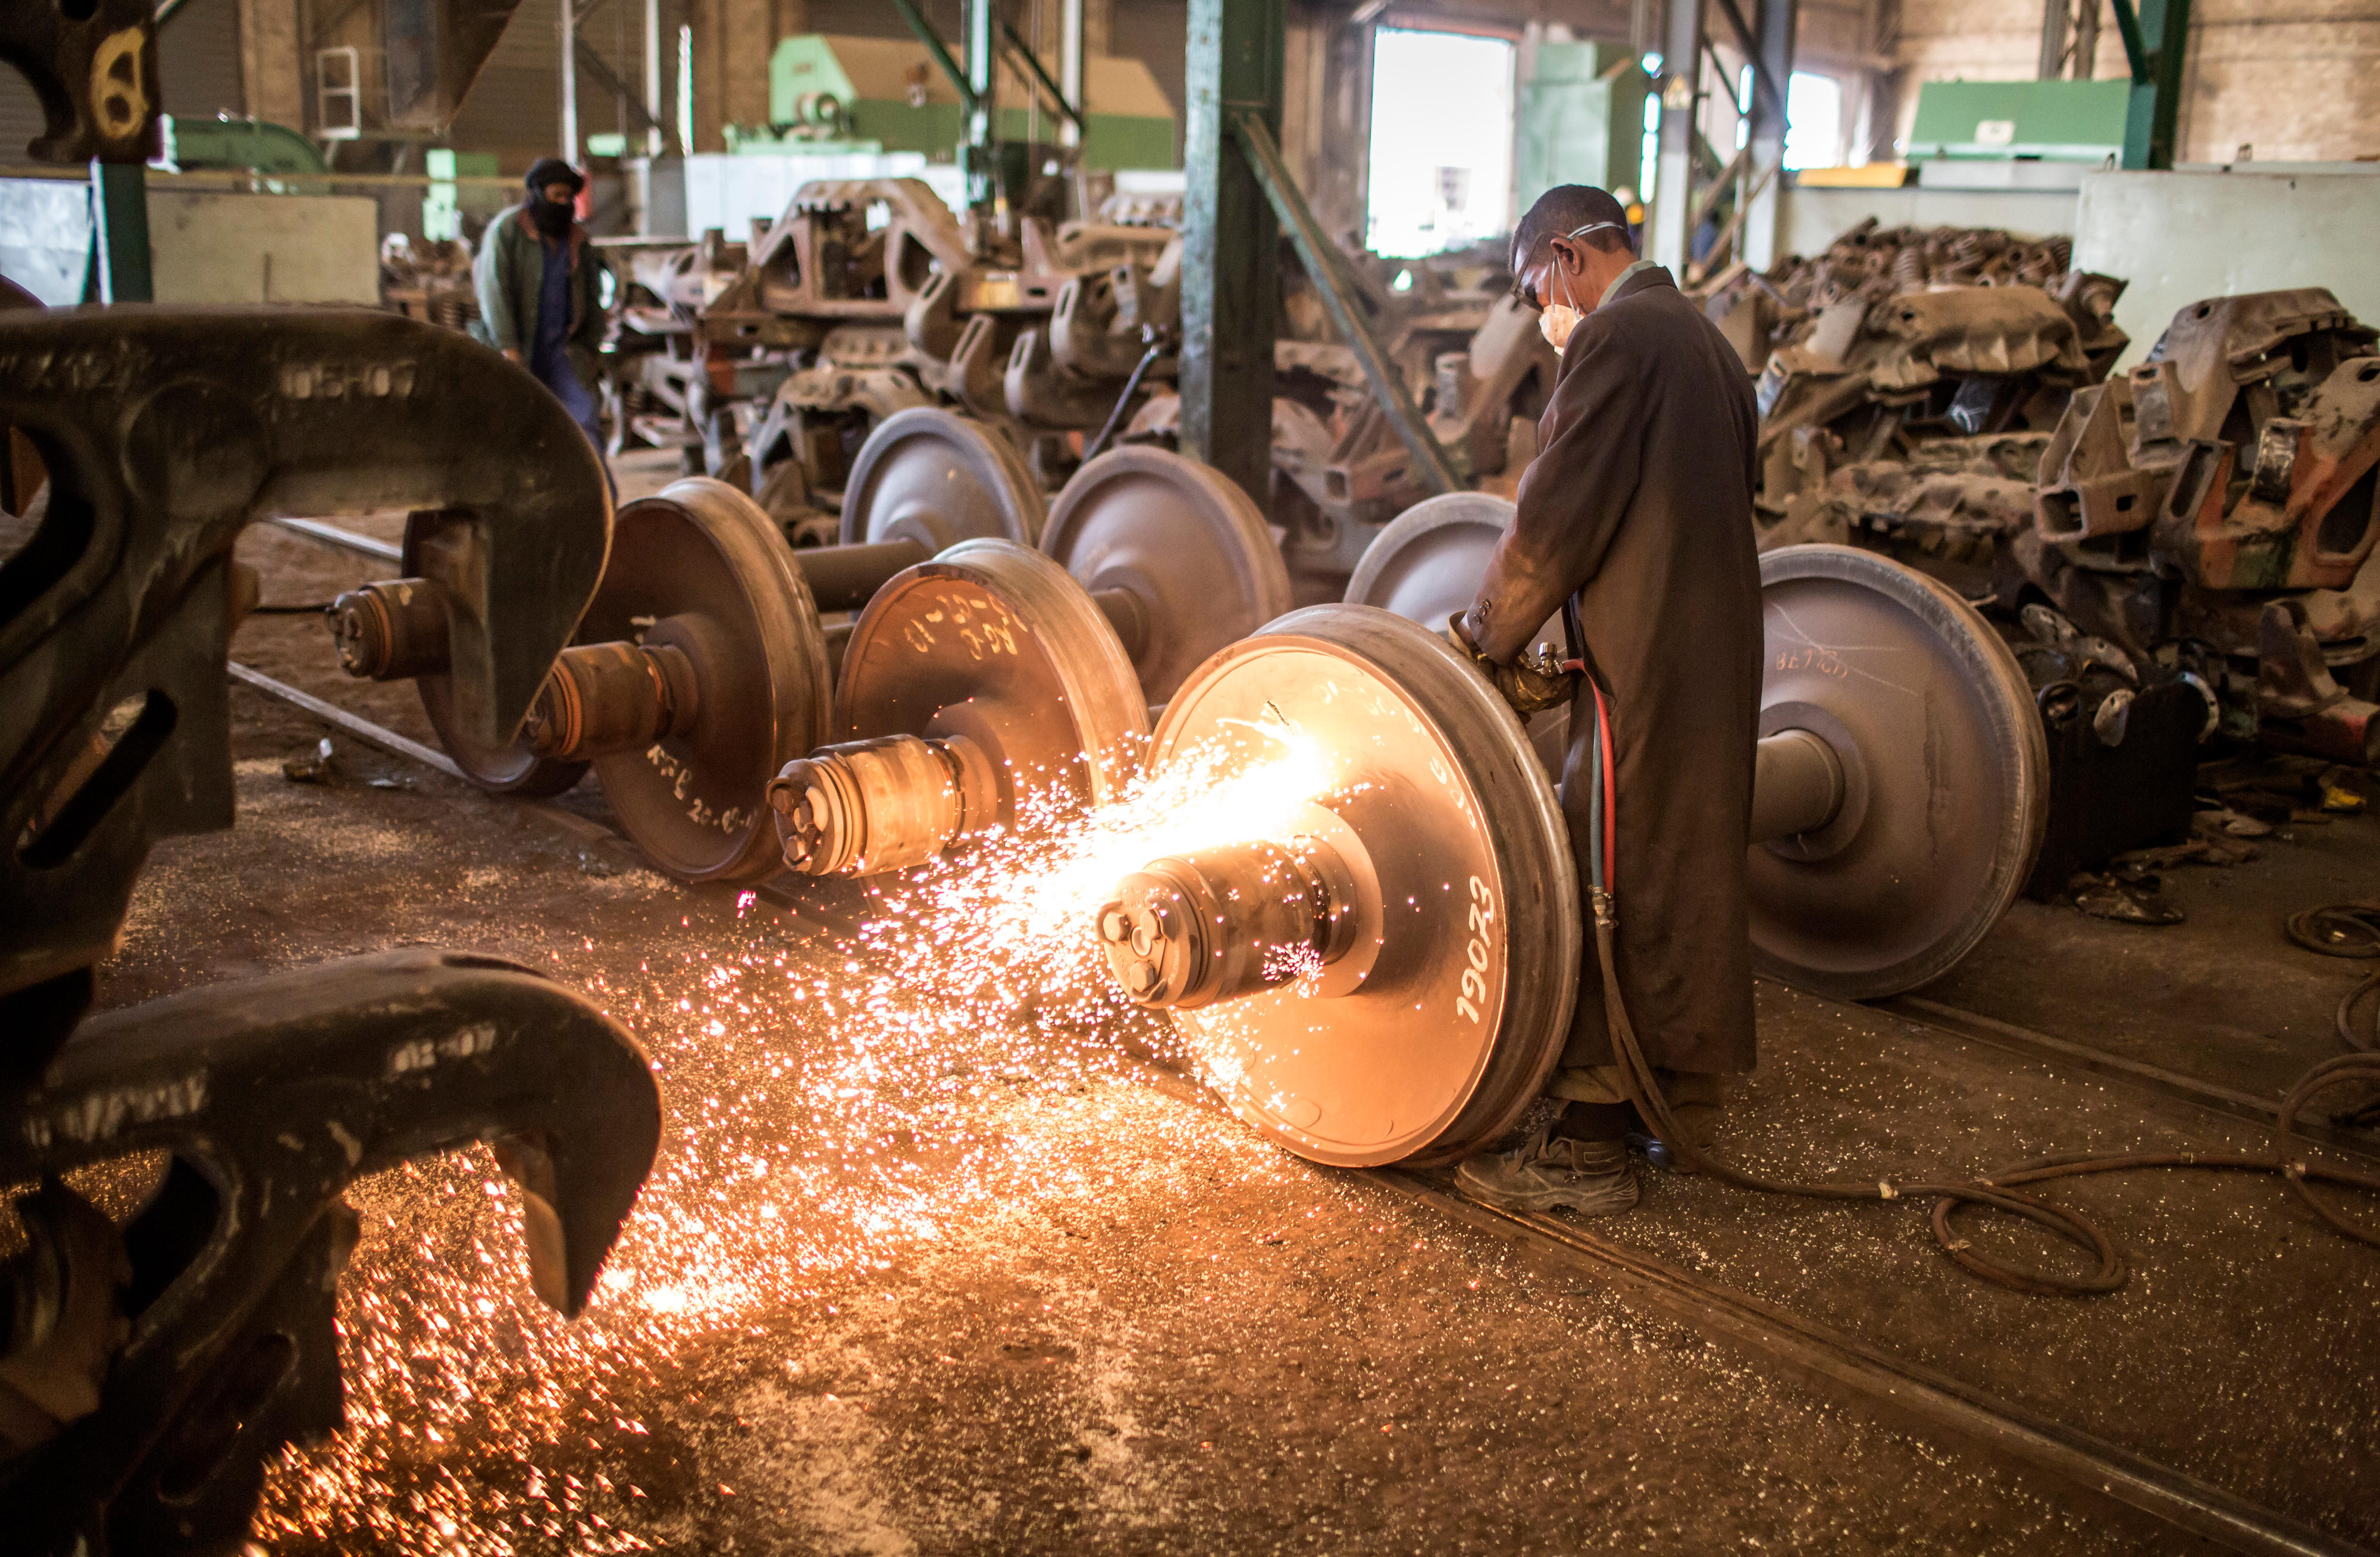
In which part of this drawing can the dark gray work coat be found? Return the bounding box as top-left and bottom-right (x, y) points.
(1461, 264), (1762, 1074)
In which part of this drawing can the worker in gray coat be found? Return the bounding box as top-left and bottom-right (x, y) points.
(474, 157), (610, 465)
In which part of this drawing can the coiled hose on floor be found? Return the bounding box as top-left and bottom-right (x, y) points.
(1570, 675), (2380, 1296)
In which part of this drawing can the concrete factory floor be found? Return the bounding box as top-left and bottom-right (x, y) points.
(76, 505), (2380, 1555)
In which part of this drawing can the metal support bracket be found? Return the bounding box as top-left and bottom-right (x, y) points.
(2107, 0), (2190, 170)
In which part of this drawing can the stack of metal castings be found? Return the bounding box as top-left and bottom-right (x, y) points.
(0, 305), (660, 1556)
(675, 177), (1179, 534)
(2026, 287), (2380, 769)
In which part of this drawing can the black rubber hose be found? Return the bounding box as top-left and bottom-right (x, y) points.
(1079, 343), (1166, 467)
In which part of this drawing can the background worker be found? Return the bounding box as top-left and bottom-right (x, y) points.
(474, 158), (611, 476)
(1450, 184), (1763, 1217)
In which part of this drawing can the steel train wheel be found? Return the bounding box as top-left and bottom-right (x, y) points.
(1344, 492), (1570, 773)
(838, 407), (1046, 551)
(578, 478), (833, 881)
(1039, 446), (1292, 701)
(834, 539), (1149, 811)
(1147, 605), (1578, 1167)
(1750, 544), (2047, 998)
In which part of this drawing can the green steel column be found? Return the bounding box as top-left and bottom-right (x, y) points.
(1180, 0), (1283, 508)
(2110, 0), (2190, 171)
(90, 161), (153, 304)
(966, 0), (998, 212)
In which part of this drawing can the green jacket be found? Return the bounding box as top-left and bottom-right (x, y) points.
(471, 203), (607, 391)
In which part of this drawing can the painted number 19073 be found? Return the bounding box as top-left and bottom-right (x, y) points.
(1456, 874), (1493, 1024)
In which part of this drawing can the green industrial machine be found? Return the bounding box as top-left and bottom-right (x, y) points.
(1904, 79), (2131, 164)
(1515, 43), (1650, 212)
(161, 115), (329, 177)
(727, 34), (1177, 171)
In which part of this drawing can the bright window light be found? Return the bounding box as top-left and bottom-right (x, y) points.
(1364, 28), (1517, 258)
(1785, 71), (1843, 170)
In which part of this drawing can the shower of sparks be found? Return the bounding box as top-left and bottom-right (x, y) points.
(253, 726), (1342, 1555)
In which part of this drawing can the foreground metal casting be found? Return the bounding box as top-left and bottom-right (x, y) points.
(0, 952), (661, 1555)
(0, 308), (656, 1554)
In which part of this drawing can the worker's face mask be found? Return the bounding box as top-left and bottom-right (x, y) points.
(1539, 292), (1583, 352)
(530, 190), (576, 239)
(1533, 221), (1630, 351)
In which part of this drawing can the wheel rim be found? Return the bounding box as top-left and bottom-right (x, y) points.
(1148, 604), (1578, 1167)
(1345, 492), (1570, 775)
(585, 478), (832, 881)
(409, 506), (589, 798)
(838, 407), (1046, 551)
(1749, 543), (2048, 998)
(1041, 447), (1292, 701)
(835, 538), (1148, 813)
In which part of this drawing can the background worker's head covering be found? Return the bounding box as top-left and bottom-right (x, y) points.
(524, 158), (585, 237)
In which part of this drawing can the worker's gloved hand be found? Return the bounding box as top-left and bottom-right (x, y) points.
(1445, 616), (1579, 723)
(1497, 642), (1581, 720)
(1444, 613), (1495, 673)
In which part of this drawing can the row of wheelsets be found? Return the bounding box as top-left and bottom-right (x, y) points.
(331, 400), (2050, 1172)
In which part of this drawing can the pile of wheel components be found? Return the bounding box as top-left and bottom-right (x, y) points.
(653, 173), (1557, 596)
(379, 233), (481, 333)
(1126, 260), (1557, 582)
(673, 178), (1179, 536)
(2027, 288), (2380, 768)
(0, 306), (660, 1553)
(333, 446), (1289, 883)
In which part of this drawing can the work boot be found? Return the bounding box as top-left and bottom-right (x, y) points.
(1455, 1127), (1639, 1217)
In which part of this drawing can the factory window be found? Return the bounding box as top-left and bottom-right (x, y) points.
(1785, 71), (1843, 170)
(1365, 27), (1517, 258)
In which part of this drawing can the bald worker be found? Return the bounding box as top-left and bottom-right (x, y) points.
(1451, 185), (1762, 1217)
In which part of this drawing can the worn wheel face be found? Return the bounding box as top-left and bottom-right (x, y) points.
(408, 509), (590, 798)
(1345, 492), (1570, 774)
(583, 479), (832, 881)
(838, 408), (1046, 552)
(1149, 605), (1578, 1167)
(835, 539), (1148, 812)
(1750, 544), (2047, 998)
(1040, 447), (1292, 701)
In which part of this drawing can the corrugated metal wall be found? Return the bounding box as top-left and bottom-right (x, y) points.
(449, 0), (686, 167)
(1109, 0), (1186, 155)
(163, 0), (249, 121)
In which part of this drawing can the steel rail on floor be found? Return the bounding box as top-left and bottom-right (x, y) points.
(1373, 1169), (2374, 1557)
(264, 515), (403, 564)
(1879, 993), (2380, 1167)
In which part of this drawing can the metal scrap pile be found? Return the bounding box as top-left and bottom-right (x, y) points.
(597, 180), (1176, 542)
(623, 182), (1562, 586)
(1129, 245), (1560, 578)
(1712, 220), (2128, 599)
(2028, 289), (2380, 767)
(380, 234), (481, 332)
(1718, 218), (2379, 773)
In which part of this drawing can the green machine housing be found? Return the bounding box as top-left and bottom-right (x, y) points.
(1515, 43), (1651, 213)
(161, 115), (329, 176)
(729, 34), (1179, 171)
(1905, 79), (2131, 163)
